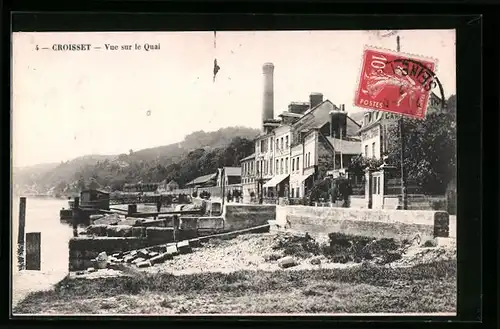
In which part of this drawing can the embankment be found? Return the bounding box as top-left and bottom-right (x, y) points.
(274, 206), (449, 243)
(69, 204), (276, 271)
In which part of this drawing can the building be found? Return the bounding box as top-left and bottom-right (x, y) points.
(80, 189), (110, 210)
(240, 153), (256, 199)
(217, 167), (242, 187)
(184, 173), (217, 188)
(358, 92), (444, 160)
(158, 179), (179, 192)
(122, 182), (159, 193)
(246, 62), (362, 200)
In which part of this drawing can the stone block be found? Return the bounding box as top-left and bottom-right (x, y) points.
(146, 227), (174, 245)
(148, 245), (168, 253)
(148, 251), (159, 258)
(189, 238), (201, 247)
(131, 257), (146, 265)
(150, 253), (170, 265)
(180, 217), (198, 230)
(166, 245), (179, 256)
(138, 249), (150, 259)
(178, 229), (198, 240)
(106, 225), (134, 237)
(136, 260), (152, 268)
(86, 224), (108, 236)
(310, 257), (322, 265)
(278, 256), (297, 268)
(177, 240), (192, 254)
(197, 217), (224, 230)
(124, 255), (136, 263)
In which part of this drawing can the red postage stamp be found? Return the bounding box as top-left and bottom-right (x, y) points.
(354, 46), (439, 119)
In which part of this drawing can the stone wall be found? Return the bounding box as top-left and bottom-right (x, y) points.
(223, 204), (276, 232)
(275, 205), (449, 242)
(69, 237), (149, 271)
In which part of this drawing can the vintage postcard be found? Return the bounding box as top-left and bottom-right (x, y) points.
(12, 30), (457, 316)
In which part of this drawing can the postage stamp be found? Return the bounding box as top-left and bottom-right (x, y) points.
(354, 46), (442, 119)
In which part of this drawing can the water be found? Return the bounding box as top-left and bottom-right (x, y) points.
(12, 197), (74, 273)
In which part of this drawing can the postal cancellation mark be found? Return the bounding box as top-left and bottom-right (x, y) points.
(355, 47), (439, 119)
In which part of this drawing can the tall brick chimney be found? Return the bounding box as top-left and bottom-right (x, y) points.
(262, 63), (275, 130)
(309, 92), (324, 109)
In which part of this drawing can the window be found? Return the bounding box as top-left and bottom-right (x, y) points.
(260, 140), (265, 153)
(285, 136), (289, 148)
(276, 139), (279, 150)
(291, 188), (295, 198)
(365, 145), (368, 157)
(280, 159), (284, 174)
(285, 157), (289, 173)
(292, 158), (295, 171)
(276, 159), (279, 173)
(269, 159), (273, 175)
(264, 161), (267, 175)
(372, 142), (376, 158)
(270, 138), (273, 152)
(280, 137), (284, 150)
(377, 177), (381, 194)
(308, 152), (311, 167)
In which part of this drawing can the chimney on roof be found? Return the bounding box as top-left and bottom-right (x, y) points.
(262, 63), (275, 131)
(309, 93), (323, 109)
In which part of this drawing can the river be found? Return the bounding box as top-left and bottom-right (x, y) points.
(12, 197), (74, 273)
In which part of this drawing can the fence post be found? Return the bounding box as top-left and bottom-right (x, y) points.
(128, 204), (137, 217)
(72, 197), (80, 237)
(17, 197), (26, 270)
(25, 232), (41, 270)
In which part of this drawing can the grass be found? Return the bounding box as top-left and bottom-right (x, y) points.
(13, 260), (456, 314)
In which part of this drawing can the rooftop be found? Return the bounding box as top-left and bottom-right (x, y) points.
(185, 173), (217, 186)
(325, 137), (362, 155)
(240, 153), (256, 162)
(222, 167), (242, 176)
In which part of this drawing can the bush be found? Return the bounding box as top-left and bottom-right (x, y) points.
(192, 191), (198, 198)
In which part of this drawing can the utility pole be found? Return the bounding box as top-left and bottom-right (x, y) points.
(397, 35), (408, 210)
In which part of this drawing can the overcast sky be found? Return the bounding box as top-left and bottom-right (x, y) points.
(12, 30), (455, 167)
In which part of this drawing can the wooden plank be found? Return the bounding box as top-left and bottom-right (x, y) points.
(25, 232), (41, 271)
(18, 197), (26, 245)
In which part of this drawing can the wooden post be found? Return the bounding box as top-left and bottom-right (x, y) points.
(25, 232), (41, 270)
(173, 215), (180, 242)
(17, 197), (26, 270)
(72, 197), (79, 237)
(396, 35), (408, 210)
(128, 204), (137, 217)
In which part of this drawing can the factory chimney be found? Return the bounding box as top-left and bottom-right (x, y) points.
(309, 93), (324, 109)
(262, 63), (275, 130)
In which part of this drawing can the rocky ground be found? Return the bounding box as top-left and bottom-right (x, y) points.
(71, 231), (457, 279)
(14, 231), (457, 315)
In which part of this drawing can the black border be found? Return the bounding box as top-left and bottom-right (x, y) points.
(3, 5), (491, 327)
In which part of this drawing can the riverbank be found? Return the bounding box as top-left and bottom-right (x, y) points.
(13, 259), (456, 315)
(14, 232), (456, 315)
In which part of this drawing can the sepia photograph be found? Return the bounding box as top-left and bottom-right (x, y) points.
(11, 29), (457, 316)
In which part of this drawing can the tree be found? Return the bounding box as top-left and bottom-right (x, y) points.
(385, 95), (456, 195)
(348, 155), (384, 174)
(77, 176), (86, 191)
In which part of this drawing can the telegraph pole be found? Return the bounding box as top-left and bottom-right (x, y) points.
(397, 35), (408, 210)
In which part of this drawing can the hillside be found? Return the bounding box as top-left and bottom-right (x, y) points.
(13, 127), (259, 195)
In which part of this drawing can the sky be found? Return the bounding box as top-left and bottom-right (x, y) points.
(12, 30), (456, 167)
